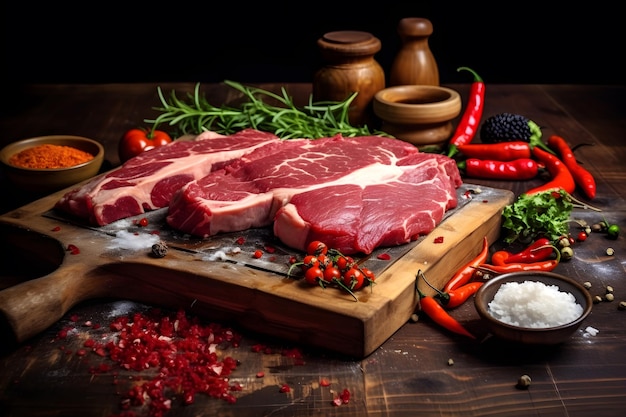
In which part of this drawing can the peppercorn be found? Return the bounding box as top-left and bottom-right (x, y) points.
(516, 374), (532, 389)
(151, 241), (168, 258)
(606, 285), (614, 294)
(618, 301), (626, 311)
(605, 293), (615, 302)
(560, 247), (574, 261)
(593, 295), (603, 304)
(583, 281), (592, 290)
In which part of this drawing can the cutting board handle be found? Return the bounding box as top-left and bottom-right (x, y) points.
(0, 262), (121, 347)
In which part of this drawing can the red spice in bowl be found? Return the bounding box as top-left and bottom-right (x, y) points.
(9, 143), (95, 169)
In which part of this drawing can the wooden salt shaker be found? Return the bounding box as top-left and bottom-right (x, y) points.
(389, 18), (439, 86)
(313, 31), (385, 127)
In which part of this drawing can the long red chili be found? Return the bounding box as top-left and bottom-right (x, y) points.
(416, 275), (475, 339)
(437, 281), (484, 309)
(547, 135), (596, 199)
(447, 67), (485, 157)
(456, 141), (531, 161)
(525, 147), (576, 195)
(501, 237), (554, 264)
(476, 254), (560, 275)
(459, 158), (538, 180)
(443, 236), (488, 293)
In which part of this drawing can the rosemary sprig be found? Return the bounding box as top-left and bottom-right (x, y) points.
(145, 81), (388, 139)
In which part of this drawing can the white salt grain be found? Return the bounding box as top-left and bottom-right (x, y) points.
(488, 280), (583, 328)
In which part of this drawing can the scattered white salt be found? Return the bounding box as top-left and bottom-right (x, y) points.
(106, 230), (160, 251)
(584, 326), (599, 336)
(488, 280), (583, 328)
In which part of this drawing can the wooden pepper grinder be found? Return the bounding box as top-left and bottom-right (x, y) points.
(389, 18), (439, 86)
(313, 31), (385, 127)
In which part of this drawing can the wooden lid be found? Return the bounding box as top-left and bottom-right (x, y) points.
(397, 17), (433, 37)
(318, 31), (381, 56)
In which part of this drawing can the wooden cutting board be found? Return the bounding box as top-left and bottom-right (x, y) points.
(0, 183), (513, 358)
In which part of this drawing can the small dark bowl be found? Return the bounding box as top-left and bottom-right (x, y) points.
(0, 135), (104, 194)
(474, 271), (593, 344)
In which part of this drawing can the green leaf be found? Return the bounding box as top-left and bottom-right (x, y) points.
(501, 189), (573, 244)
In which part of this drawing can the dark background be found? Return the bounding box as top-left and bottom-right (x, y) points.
(1, 1), (624, 86)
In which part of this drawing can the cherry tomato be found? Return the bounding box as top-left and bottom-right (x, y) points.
(307, 240), (328, 256)
(119, 128), (172, 163)
(316, 253), (332, 269)
(342, 267), (364, 291)
(323, 265), (341, 283)
(577, 231), (587, 242)
(301, 255), (319, 271)
(335, 255), (355, 273)
(304, 266), (324, 286)
(361, 267), (376, 284)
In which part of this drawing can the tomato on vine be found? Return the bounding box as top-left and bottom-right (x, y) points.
(307, 240), (328, 256)
(343, 267), (365, 291)
(335, 255), (355, 273)
(323, 265), (342, 283)
(304, 266), (324, 286)
(119, 127), (172, 163)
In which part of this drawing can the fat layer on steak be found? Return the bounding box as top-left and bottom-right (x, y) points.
(54, 129), (281, 226)
(166, 134), (462, 254)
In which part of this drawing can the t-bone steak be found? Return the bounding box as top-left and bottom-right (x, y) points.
(54, 129), (282, 226)
(166, 134), (462, 254)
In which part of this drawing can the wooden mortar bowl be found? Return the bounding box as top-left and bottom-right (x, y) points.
(373, 85), (461, 151)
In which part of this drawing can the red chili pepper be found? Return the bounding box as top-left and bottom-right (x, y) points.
(456, 141), (531, 161)
(437, 281), (484, 309)
(476, 257), (559, 275)
(547, 135), (596, 199)
(459, 158), (538, 180)
(443, 236), (488, 293)
(447, 67), (485, 157)
(416, 278), (475, 339)
(525, 147), (576, 195)
(502, 238), (554, 264)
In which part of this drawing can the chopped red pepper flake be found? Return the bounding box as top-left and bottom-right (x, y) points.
(340, 388), (351, 404)
(434, 236), (444, 244)
(51, 226), (61, 232)
(279, 384), (291, 393)
(256, 372), (265, 378)
(253, 250), (263, 259)
(376, 253), (391, 260)
(59, 308), (242, 415)
(67, 244), (80, 255)
(236, 236), (246, 245)
(320, 378), (331, 387)
(137, 217), (149, 227)
(264, 245), (276, 253)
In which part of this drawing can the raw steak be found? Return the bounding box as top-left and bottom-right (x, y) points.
(54, 129), (281, 226)
(166, 134), (462, 254)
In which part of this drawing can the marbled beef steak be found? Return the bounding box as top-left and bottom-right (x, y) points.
(54, 129), (281, 226)
(166, 134), (462, 254)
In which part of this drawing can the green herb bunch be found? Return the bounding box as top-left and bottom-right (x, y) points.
(146, 81), (387, 139)
(501, 189), (573, 244)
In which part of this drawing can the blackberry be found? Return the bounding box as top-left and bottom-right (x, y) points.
(479, 112), (552, 153)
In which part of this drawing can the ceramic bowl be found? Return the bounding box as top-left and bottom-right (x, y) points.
(373, 85), (461, 151)
(474, 271), (593, 345)
(0, 135), (104, 194)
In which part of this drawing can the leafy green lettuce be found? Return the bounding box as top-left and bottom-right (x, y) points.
(501, 190), (573, 244)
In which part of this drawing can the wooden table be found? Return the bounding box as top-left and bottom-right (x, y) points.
(1, 83), (625, 416)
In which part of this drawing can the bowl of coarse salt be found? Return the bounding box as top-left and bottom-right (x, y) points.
(474, 271), (593, 344)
